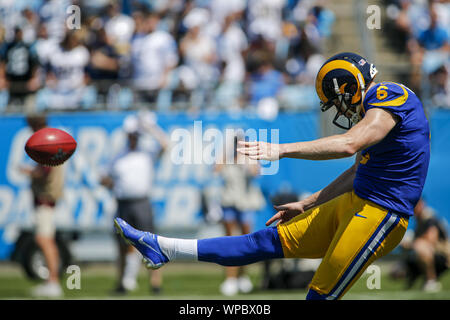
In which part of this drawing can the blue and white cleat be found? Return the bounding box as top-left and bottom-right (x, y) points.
(114, 217), (169, 270)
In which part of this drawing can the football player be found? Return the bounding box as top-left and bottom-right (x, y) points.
(114, 52), (430, 299)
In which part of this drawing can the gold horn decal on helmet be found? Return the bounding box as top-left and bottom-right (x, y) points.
(316, 60), (365, 103)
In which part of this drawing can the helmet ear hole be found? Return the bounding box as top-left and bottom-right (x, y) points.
(348, 83), (357, 94)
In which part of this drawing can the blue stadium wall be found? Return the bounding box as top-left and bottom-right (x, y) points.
(0, 110), (448, 260)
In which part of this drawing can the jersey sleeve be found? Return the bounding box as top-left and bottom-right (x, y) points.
(363, 82), (410, 121)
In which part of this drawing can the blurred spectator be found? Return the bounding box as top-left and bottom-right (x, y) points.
(217, 12), (248, 84)
(35, 31), (94, 110)
(33, 23), (58, 66)
(392, 198), (450, 292)
(428, 62), (450, 108)
(391, 0), (432, 48)
(247, 0), (286, 43)
(410, 198), (450, 292)
(416, 2), (449, 105)
(0, 0), (43, 43)
(0, 0), (337, 112)
(421, 50), (450, 109)
(417, 5), (448, 51)
(179, 7), (218, 110)
(215, 136), (265, 296)
(19, 114), (65, 298)
(39, 0), (72, 42)
(278, 27), (324, 111)
(17, 8), (40, 44)
(281, 18), (325, 84)
(0, 27), (40, 112)
(104, 2), (135, 56)
(246, 50), (285, 107)
(307, 4), (335, 40)
(85, 26), (120, 98)
(213, 11), (248, 110)
(130, 11), (178, 107)
(389, 0), (449, 97)
(101, 111), (169, 295)
(209, 0), (246, 28)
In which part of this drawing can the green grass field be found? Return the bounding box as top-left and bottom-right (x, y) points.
(1, 260), (450, 300)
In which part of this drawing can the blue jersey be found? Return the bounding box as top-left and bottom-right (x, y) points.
(353, 82), (430, 217)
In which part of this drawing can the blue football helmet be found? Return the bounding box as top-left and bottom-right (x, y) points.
(315, 52), (378, 129)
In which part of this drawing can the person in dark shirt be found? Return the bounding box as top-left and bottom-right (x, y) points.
(246, 50), (284, 107)
(86, 27), (120, 97)
(407, 198), (449, 292)
(0, 27), (40, 107)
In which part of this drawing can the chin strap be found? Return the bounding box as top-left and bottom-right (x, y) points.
(331, 78), (352, 129)
(328, 76), (366, 130)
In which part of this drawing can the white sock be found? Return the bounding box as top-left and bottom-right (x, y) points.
(157, 236), (198, 262)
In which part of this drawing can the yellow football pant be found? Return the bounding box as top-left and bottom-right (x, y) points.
(277, 190), (408, 299)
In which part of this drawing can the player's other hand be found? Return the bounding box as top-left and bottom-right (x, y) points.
(237, 141), (281, 161)
(266, 202), (305, 226)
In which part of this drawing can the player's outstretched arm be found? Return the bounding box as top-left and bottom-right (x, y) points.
(238, 108), (398, 161)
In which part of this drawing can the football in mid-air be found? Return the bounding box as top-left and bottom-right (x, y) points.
(25, 127), (77, 166)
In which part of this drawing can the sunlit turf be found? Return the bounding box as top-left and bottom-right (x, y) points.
(1, 260), (449, 300)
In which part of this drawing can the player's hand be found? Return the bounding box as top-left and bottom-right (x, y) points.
(237, 141), (281, 161)
(265, 202), (306, 226)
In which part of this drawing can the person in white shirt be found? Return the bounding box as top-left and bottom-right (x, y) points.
(214, 11), (248, 109)
(36, 31), (93, 110)
(38, 0), (71, 43)
(179, 8), (219, 110)
(246, 0), (286, 42)
(104, 2), (135, 55)
(101, 112), (169, 295)
(218, 12), (248, 84)
(130, 12), (178, 105)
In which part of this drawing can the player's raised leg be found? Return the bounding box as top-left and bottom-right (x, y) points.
(113, 188), (345, 270)
(114, 217), (284, 269)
